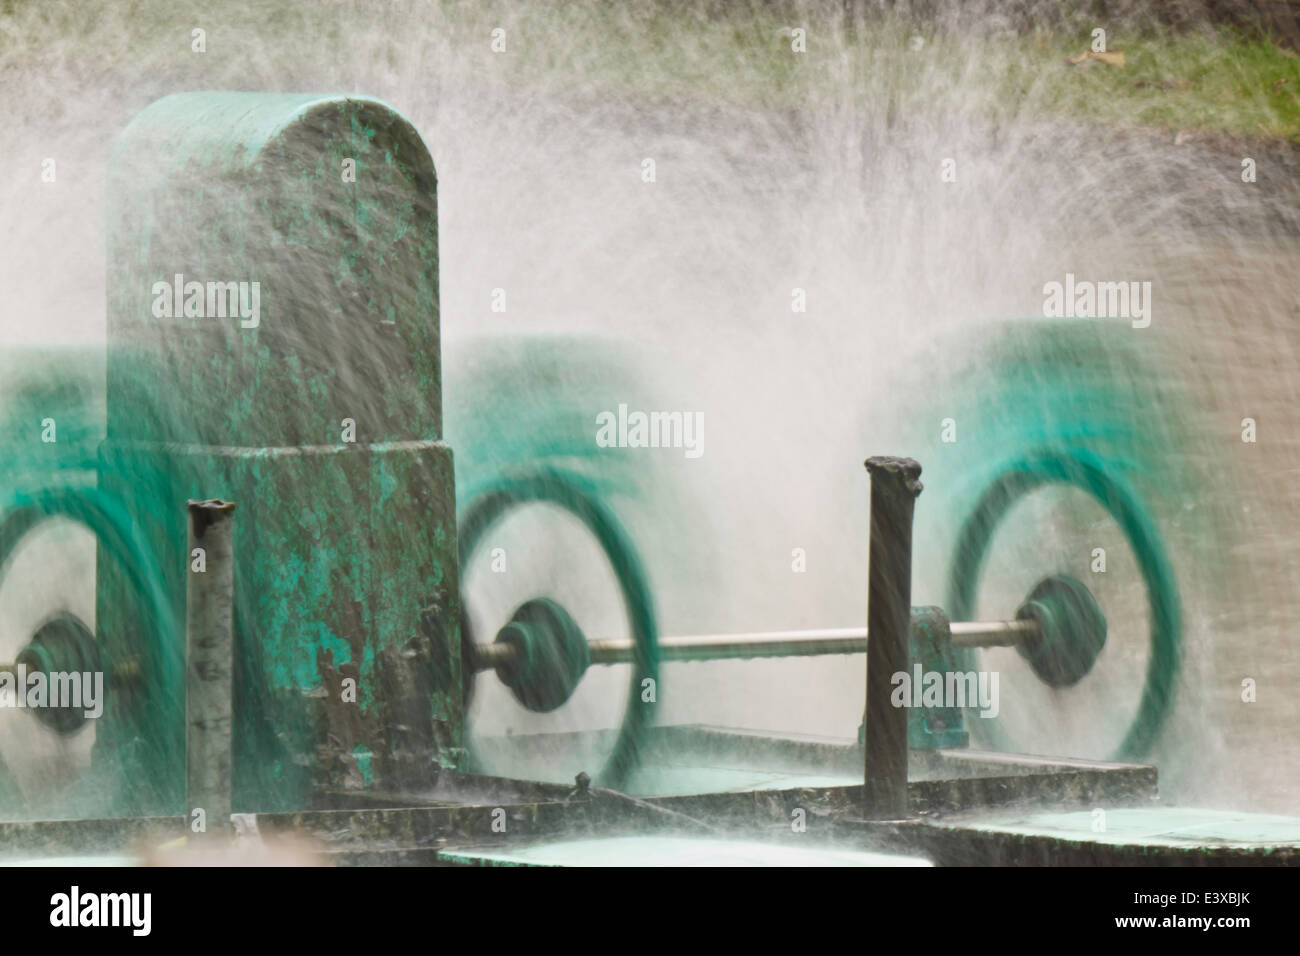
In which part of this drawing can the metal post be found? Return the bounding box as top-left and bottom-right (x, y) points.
(186, 498), (236, 836)
(863, 457), (923, 819)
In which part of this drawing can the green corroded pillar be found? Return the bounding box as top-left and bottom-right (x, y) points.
(99, 93), (460, 815)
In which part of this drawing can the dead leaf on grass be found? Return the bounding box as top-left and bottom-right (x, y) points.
(1065, 49), (1125, 68)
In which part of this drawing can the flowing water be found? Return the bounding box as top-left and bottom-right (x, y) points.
(0, 0), (1296, 818)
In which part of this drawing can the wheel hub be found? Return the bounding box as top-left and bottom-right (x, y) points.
(1014, 574), (1108, 688)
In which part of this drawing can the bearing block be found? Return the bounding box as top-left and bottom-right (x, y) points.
(99, 93), (459, 815)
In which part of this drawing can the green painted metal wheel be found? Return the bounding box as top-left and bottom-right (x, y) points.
(458, 468), (659, 791)
(946, 449), (1181, 761)
(0, 485), (176, 816)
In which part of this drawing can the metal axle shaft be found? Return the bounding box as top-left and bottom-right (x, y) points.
(471, 617), (1037, 672)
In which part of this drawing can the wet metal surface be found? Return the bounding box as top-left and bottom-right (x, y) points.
(185, 499), (235, 832)
(863, 456), (923, 818)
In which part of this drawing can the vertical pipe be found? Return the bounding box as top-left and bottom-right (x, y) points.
(186, 498), (236, 836)
(863, 457), (923, 819)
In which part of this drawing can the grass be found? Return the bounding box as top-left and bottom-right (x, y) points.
(455, 3), (1300, 142)
(1003, 29), (1300, 142)
(1, 0), (1297, 142)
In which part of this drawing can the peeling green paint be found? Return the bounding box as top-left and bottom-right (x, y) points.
(91, 92), (461, 815)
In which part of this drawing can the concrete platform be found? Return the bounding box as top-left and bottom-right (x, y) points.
(901, 807), (1300, 865)
(439, 835), (931, 867)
